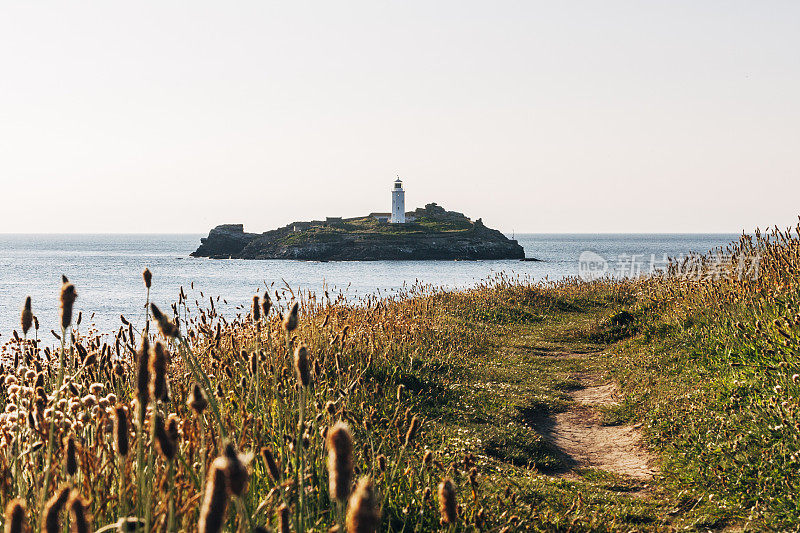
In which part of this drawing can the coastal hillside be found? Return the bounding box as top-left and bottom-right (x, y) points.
(1, 224), (799, 530)
(191, 203), (525, 260)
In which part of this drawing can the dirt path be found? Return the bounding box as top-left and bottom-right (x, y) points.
(537, 372), (657, 481)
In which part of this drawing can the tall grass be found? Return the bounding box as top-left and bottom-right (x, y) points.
(3, 224), (798, 530)
(608, 222), (800, 529)
(0, 270), (559, 532)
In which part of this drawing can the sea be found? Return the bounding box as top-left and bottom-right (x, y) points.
(0, 233), (739, 337)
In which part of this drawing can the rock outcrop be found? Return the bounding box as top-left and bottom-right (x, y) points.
(191, 204), (525, 260)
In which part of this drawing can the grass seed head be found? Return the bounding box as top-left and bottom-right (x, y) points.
(223, 442), (251, 496)
(198, 457), (230, 533)
(67, 491), (90, 533)
(377, 455), (387, 473)
(438, 478), (458, 525)
(404, 416), (421, 446)
(65, 434), (78, 476)
(249, 352), (258, 376)
(150, 303), (179, 338)
(294, 343), (311, 387)
(154, 413), (176, 461)
(423, 450), (433, 468)
(260, 447), (281, 482)
(21, 297), (33, 336)
(252, 295), (261, 322)
(346, 477), (380, 533)
(4, 499), (26, 533)
(44, 486), (70, 533)
(59, 280), (77, 331)
(277, 503), (290, 533)
(167, 414), (180, 444)
(148, 341), (170, 402)
(114, 404), (129, 456)
(283, 302), (299, 332)
(261, 294), (271, 318)
(188, 383), (208, 414)
(135, 338), (150, 415)
(142, 268), (152, 289)
(327, 421), (354, 502)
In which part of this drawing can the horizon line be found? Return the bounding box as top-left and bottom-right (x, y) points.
(0, 231), (748, 236)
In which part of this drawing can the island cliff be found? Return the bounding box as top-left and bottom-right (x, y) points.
(191, 203), (525, 260)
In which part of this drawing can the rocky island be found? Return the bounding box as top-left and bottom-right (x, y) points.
(191, 203), (525, 260)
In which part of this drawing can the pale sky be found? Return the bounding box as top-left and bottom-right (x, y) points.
(1, 1), (798, 234)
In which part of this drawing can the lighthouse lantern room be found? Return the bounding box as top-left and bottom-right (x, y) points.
(391, 177), (405, 223)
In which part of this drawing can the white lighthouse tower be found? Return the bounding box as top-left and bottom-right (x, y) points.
(391, 177), (405, 223)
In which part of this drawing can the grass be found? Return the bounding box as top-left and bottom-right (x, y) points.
(275, 209), (479, 246)
(1, 223), (799, 531)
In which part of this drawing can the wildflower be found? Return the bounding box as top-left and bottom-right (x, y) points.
(438, 478), (457, 525)
(59, 279), (78, 331)
(346, 477), (380, 533)
(327, 421), (354, 502)
(21, 297), (33, 336)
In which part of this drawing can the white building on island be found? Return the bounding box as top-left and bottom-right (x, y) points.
(370, 177), (414, 223)
(391, 177), (405, 223)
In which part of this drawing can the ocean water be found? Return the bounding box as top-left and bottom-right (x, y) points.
(0, 233), (738, 336)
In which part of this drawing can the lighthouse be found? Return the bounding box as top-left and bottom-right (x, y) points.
(391, 177), (405, 223)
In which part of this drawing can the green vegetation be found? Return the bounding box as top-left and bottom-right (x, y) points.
(602, 226), (800, 530)
(275, 217), (466, 246)
(275, 205), (478, 245)
(3, 224), (799, 531)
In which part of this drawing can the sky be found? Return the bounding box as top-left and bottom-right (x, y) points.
(1, 1), (798, 234)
